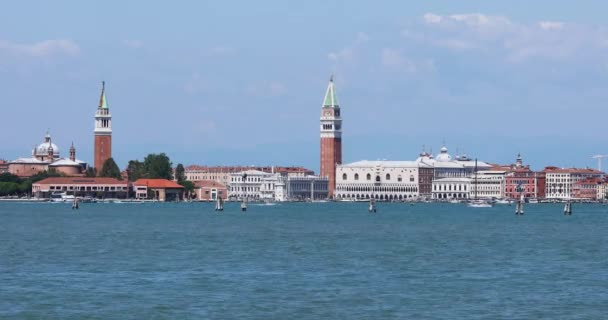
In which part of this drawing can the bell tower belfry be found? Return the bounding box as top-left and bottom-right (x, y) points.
(94, 81), (112, 172)
(320, 75), (342, 198)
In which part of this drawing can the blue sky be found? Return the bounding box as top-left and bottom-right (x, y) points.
(2, 0), (608, 172)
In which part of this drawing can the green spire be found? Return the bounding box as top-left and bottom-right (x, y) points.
(99, 81), (108, 109)
(323, 75), (338, 107)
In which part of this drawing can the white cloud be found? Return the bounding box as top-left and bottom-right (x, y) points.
(539, 21), (564, 30)
(414, 13), (608, 63)
(381, 48), (435, 73)
(328, 32), (370, 65)
(423, 13), (442, 24)
(0, 39), (80, 57)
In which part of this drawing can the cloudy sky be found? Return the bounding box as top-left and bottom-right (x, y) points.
(2, 0), (608, 172)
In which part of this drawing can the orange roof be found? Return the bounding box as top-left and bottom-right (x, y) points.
(543, 167), (604, 174)
(34, 177), (127, 185)
(194, 180), (226, 188)
(184, 165), (314, 174)
(133, 178), (184, 189)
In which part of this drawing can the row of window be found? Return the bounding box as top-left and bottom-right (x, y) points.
(342, 173), (415, 182)
(336, 186), (418, 193)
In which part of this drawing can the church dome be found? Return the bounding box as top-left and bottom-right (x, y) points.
(436, 146), (452, 162)
(33, 133), (60, 158)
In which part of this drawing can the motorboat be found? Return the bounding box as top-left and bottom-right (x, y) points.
(50, 192), (75, 202)
(468, 200), (493, 208)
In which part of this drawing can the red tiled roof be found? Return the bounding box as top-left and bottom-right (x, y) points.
(184, 165), (314, 174)
(194, 180), (226, 188)
(34, 177), (127, 185)
(133, 179), (184, 189)
(543, 167), (604, 174)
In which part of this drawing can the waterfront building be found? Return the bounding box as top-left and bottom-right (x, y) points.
(544, 167), (604, 199)
(417, 145), (492, 199)
(32, 177), (128, 198)
(503, 153), (545, 199)
(470, 170), (506, 199)
(8, 132), (87, 177)
(94, 82), (113, 172)
(319, 76), (342, 198)
(0, 159), (8, 174)
(184, 165), (313, 186)
(260, 174), (285, 201)
(571, 177), (602, 200)
(416, 146), (492, 179)
(133, 179), (184, 201)
(431, 177), (471, 200)
(335, 160), (425, 201)
(193, 180), (228, 201)
(228, 170), (278, 200)
(285, 175), (329, 201)
(597, 178), (608, 201)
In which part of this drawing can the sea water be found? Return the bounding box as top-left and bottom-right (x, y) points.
(1, 202), (607, 319)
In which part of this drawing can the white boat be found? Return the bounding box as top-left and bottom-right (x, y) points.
(50, 192), (75, 202)
(495, 199), (511, 205)
(449, 199), (462, 204)
(528, 198), (539, 204)
(468, 200), (493, 208)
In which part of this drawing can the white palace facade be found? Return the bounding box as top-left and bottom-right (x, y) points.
(335, 160), (429, 201)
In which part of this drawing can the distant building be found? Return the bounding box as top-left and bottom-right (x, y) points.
(319, 76), (342, 198)
(8, 132), (87, 177)
(502, 153), (545, 199)
(597, 178), (608, 201)
(417, 145), (493, 200)
(94, 82), (113, 172)
(417, 146), (492, 179)
(335, 160), (425, 201)
(572, 177), (602, 200)
(228, 170), (279, 200)
(32, 177), (128, 198)
(0, 159), (8, 174)
(432, 177), (471, 200)
(544, 167), (604, 199)
(470, 170), (506, 199)
(184, 165), (313, 186)
(285, 176), (329, 201)
(133, 179), (184, 201)
(194, 180), (227, 201)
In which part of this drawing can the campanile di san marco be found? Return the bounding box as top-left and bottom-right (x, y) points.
(320, 75), (342, 198)
(94, 81), (112, 172)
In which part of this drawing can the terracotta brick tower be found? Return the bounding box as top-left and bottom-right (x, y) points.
(94, 81), (112, 172)
(320, 75), (342, 198)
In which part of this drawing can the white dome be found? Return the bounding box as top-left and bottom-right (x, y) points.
(34, 141), (60, 157)
(32, 133), (60, 158)
(436, 146), (451, 162)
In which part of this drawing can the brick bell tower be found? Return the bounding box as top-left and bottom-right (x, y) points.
(94, 81), (112, 172)
(320, 75), (342, 198)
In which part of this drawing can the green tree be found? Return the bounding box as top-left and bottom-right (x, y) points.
(84, 167), (96, 177)
(0, 182), (20, 196)
(175, 163), (186, 182)
(0, 173), (22, 184)
(179, 180), (195, 197)
(143, 153), (173, 180)
(126, 160), (145, 181)
(98, 157), (122, 179)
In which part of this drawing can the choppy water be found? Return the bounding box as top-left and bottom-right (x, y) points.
(1, 202), (607, 319)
